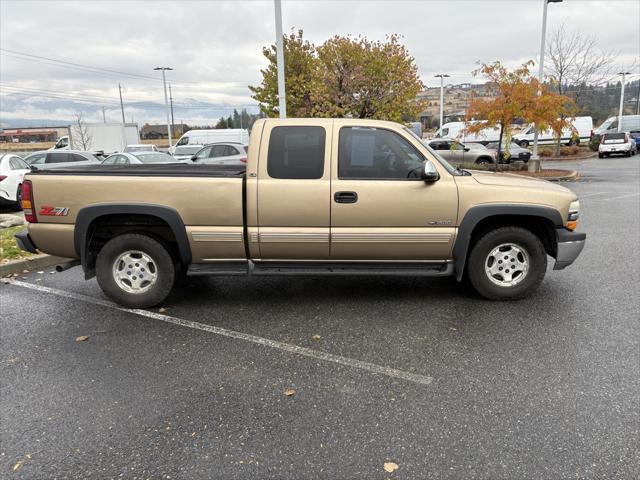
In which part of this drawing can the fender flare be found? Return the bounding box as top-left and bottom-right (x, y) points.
(453, 204), (563, 280)
(74, 204), (192, 273)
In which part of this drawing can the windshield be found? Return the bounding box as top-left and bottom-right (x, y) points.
(173, 146), (201, 155)
(402, 127), (458, 175)
(133, 152), (176, 163)
(603, 133), (626, 143)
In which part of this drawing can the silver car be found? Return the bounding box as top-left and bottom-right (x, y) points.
(172, 145), (204, 162)
(102, 152), (187, 165)
(426, 139), (495, 165)
(191, 142), (248, 166)
(24, 150), (102, 170)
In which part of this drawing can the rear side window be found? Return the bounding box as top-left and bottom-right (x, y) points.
(70, 153), (88, 162)
(10, 158), (29, 169)
(267, 126), (325, 179)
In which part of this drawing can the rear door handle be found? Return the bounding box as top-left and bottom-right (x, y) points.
(334, 191), (358, 204)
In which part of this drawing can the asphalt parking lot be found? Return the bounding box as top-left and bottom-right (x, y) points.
(1, 156), (639, 479)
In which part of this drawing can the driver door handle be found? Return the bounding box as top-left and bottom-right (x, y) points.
(334, 191), (358, 204)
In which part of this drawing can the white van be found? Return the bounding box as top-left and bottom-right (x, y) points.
(434, 121), (501, 144)
(513, 116), (593, 147)
(169, 129), (249, 154)
(593, 115), (640, 135)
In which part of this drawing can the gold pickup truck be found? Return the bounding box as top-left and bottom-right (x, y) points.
(15, 118), (585, 307)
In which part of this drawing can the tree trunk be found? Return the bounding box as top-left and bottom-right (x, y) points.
(495, 122), (504, 172)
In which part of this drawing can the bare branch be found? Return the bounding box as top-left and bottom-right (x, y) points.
(72, 112), (92, 150)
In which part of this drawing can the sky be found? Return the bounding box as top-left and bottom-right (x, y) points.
(0, 0), (638, 126)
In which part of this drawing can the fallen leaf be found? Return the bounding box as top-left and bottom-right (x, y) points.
(284, 388), (296, 396)
(311, 334), (321, 341)
(7, 357), (19, 364)
(383, 462), (399, 473)
(13, 460), (23, 471)
(159, 307), (166, 313)
(37, 271), (44, 274)
(75, 335), (90, 342)
(23, 270), (29, 273)
(448, 326), (458, 331)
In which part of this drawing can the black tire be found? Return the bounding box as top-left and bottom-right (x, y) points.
(96, 233), (175, 308)
(475, 156), (493, 165)
(626, 150), (632, 157)
(519, 140), (529, 148)
(467, 227), (547, 301)
(598, 153), (604, 158)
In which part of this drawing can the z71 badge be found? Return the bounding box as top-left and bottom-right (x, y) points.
(39, 206), (70, 216)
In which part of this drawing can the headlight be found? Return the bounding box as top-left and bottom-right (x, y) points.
(567, 200), (580, 230)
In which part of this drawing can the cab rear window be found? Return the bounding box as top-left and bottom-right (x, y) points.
(267, 126), (325, 179)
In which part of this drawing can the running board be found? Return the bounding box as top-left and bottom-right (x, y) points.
(187, 261), (454, 277)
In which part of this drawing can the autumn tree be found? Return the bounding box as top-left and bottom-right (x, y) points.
(465, 61), (575, 172)
(250, 31), (424, 121)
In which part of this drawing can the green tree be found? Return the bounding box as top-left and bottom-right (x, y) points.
(250, 31), (424, 121)
(215, 117), (227, 129)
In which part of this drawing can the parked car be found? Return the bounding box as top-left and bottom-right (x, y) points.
(169, 129), (249, 154)
(123, 144), (158, 153)
(485, 141), (532, 163)
(172, 145), (204, 162)
(0, 154), (30, 208)
(629, 130), (640, 147)
(24, 150), (102, 170)
(102, 152), (186, 165)
(16, 118), (585, 307)
(191, 142), (248, 165)
(591, 115), (640, 149)
(427, 139), (495, 164)
(598, 132), (637, 158)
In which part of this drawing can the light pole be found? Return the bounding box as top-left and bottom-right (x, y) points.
(154, 67), (173, 146)
(530, 0), (562, 173)
(434, 74), (449, 131)
(617, 71), (630, 132)
(274, 0), (286, 118)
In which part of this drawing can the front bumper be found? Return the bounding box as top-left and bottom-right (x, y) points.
(554, 228), (586, 270)
(14, 229), (38, 254)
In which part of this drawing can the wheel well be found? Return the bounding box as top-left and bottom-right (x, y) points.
(84, 214), (181, 274)
(468, 215), (557, 259)
(475, 156), (494, 164)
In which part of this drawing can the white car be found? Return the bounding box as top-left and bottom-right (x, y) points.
(0, 154), (31, 209)
(123, 144), (158, 153)
(598, 132), (637, 158)
(191, 142), (248, 166)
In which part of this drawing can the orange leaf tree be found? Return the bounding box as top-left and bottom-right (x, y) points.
(465, 61), (575, 169)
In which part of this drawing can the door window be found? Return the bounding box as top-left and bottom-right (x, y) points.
(46, 153), (71, 163)
(267, 126), (325, 179)
(176, 136), (189, 146)
(27, 153), (47, 165)
(194, 146), (212, 160)
(102, 156), (117, 165)
(338, 127), (424, 180)
(211, 145), (228, 157)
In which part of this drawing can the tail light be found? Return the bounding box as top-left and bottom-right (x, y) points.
(0, 175), (6, 182)
(239, 157), (247, 164)
(22, 179), (37, 223)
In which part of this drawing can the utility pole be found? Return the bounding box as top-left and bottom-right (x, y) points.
(617, 71), (630, 132)
(154, 67), (173, 146)
(434, 74), (450, 132)
(102, 107), (106, 123)
(530, 0), (563, 173)
(169, 83), (176, 136)
(274, 0), (286, 118)
(118, 83), (126, 125)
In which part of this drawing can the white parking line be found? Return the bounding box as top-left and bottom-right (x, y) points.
(577, 192), (610, 198)
(600, 192), (640, 201)
(4, 280), (434, 386)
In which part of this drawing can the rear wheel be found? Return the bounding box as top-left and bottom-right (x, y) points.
(519, 140), (529, 148)
(475, 156), (493, 165)
(96, 233), (175, 308)
(467, 227), (547, 300)
(598, 153), (604, 158)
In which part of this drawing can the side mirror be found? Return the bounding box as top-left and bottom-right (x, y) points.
(190, 155), (198, 162)
(464, 147), (470, 152)
(421, 160), (440, 183)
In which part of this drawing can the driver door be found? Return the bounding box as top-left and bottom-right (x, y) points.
(330, 123), (458, 261)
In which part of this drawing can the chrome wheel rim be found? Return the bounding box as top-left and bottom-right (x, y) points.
(112, 250), (158, 294)
(484, 243), (529, 287)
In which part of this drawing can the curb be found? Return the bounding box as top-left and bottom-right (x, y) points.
(511, 169), (579, 182)
(0, 254), (71, 278)
(541, 153), (597, 162)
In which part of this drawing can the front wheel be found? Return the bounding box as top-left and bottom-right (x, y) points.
(519, 140), (529, 148)
(96, 233), (175, 308)
(467, 227), (547, 300)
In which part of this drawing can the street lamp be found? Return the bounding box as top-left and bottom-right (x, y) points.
(617, 71), (631, 132)
(434, 74), (450, 131)
(274, 0), (286, 118)
(154, 67), (173, 147)
(530, 0), (562, 173)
